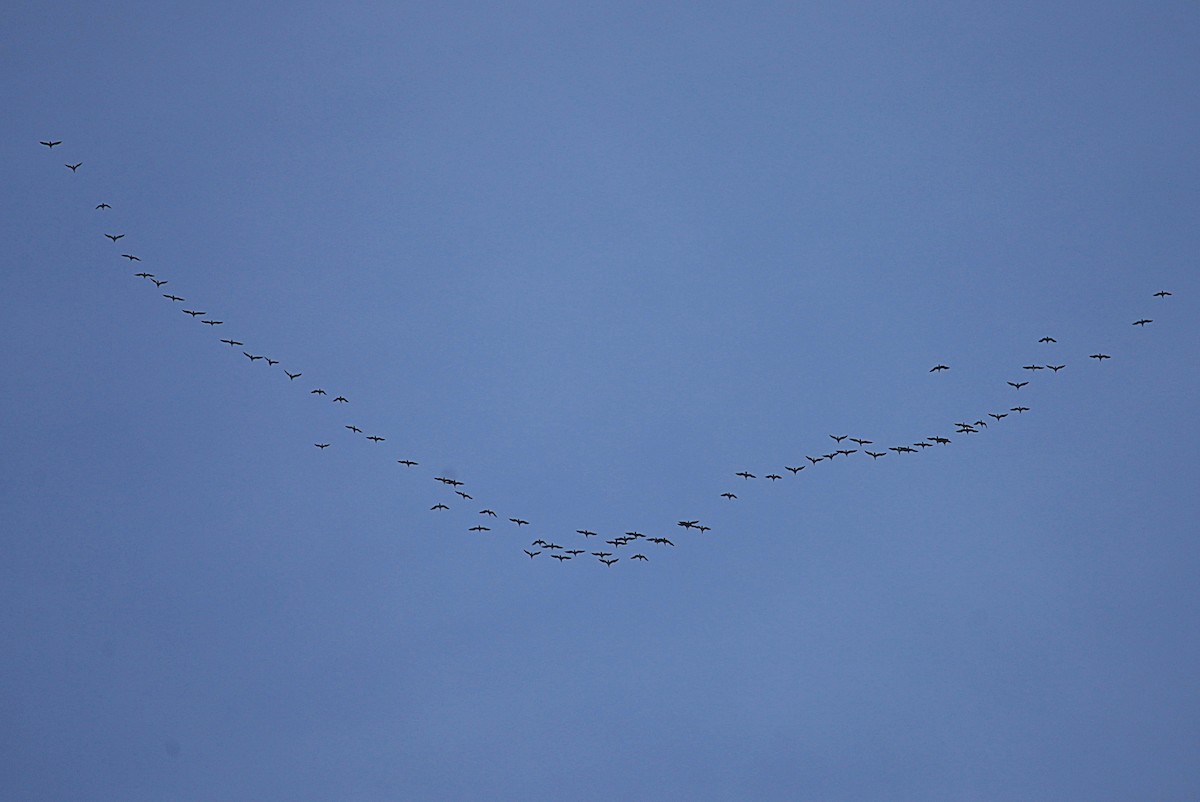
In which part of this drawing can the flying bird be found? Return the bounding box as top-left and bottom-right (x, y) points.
(314, 443), (330, 449)
(524, 550), (540, 559)
(1022, 365), (1044, 371)
(989, 413), (1008, 421)
(1047, 364), (1065, 372)
(366, 435), (385, 442)
(509, 518), (529, 526)
(865, 451), (886, 459)
(677, 520), (699, 529)
(806, 456), (823, 465)
(431, 503), (449, 511)
(576, 530), (596, 537)
(929, 364), (949, 372)
(135, 272), (154, 279)
(332, 396), (348, 403)
(65, 163), (82, 172)
(40, 140), (62, 148)
(785, 466), (804, 474)
(284, 371), (301, 380)
(202, 320), (223, 326)
(1038, 336), (1057, 343)
(152, 279), (168, 287)
(220, 339), (243, 347)
(344, 425), (362, 433)
(1133, 319), (1152, 326)
(850, 438), (873, 446)
(182, 309), (205, 317)
(104, 233), (124, 242)
(735, 471), (755, 480)
(631, 554), (648, 561)
(1011, 406), (1030, 413)
(95, 203), (111, 210)
(121, 254), (140, 261)
(1089, 353), (1111, 361)
(311, 388), (326, 395)
(1008, 381), (1028, 389)
(163, 294), (184, 302)
(480, 509), (497, 517)
(600, 558), (619, 566)
(721, 492), (737, 500)
(830, 434), (848, 442)
(397, 459), (418, 466)
(244, 352), (263, 361)
(265, 358), (278, 366)
(469, 525), (490, 532)
(551, 554), (571, 562)
(765, 474), (782, 481)
(1153, 291), (1172, 297)
(456, 491), (473, 500)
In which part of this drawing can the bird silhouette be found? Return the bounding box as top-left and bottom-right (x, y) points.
(600, 558), (619, 566)
(509, 518), (529, 526)
(39, 140), (62, 148)
(735, 471), (755, 479)
(397, 459), (418, 466)
(469, 525), (490, 532)
(244, 352), (263, 361)
(152, 279), (168, 287)
(1023, 365), (1044, 371)
(1133, 319), (1152, 326)
(122, 254), (140, 261)
(721, 492), (737, 500)
(1154, 291), (1172, 297)
(95, 203), (111, 210)
(1038, 336), (1057, 343)
(456, 491), (473, 500)
(366, 435), (385, 442)
(785, 465), (804, 474)
(345, 425), (362, 433)
(431, 503), (449, 510)
(577, 529), (597, 537)
(311, 388), (327, 395)
(1008, 381), (1028, 389)
(220, 339), (243, 347)
(163, 294), (184, 302)
(989, 413), (1008, 421)
(135, 272), (154, 279)
(480, 509), (497, 517)
(314, 443), (330, 449)
(332, 396), (348, 403)
(265, 358), (278, 366)
(285, 371), (301, 380)
(104, 233), (124, 242)
(929, 364), (949, 372)
(865, 451), (886, 459)
(1047, 364), (1065, 372)
(830, 434), (848, 442)
(524, 550), (540, 559)
(182, 309), (205, 317)
(850, 438), (873, 446)
(766, 473), (782, 481)
(1011, 406), (1030, 413)
(631, 554), (648, 561)
(551, 554), (571, 561)
(1089, 353), (1111, 361)
(65, 163), (81, 172)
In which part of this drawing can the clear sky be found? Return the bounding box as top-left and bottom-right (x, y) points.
(3, 2), (1199, 800)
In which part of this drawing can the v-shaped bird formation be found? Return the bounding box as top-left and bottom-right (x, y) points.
(39, 139), (1181, 567)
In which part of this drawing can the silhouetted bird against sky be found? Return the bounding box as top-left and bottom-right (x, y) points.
(220, 339), (242, 347)
(1089, 353), (1111, 361)
(1133, 319), (1152, 326)
(40, 140), (62, 148)
(524, 550), (540, 559)
(929, 364), (949, 372)
(96, 203), (111, 209)
(766, 474), (782, 481)
(600, 558), (619, 566)
(366, 435), (385, 442)
(785, 466), (804, 474)
(469, 525), (490, 532)
(431, 503), (449, 511)
(510, 518), (529, 526)
(1047, 364), (1065, 372)
(1011, 406), (1030, 413)
(345, 425), (362, 433)
(122, 254), (140, 261)
(735, 471), (755, 479)
(244, 352), (263, 361)
(1154, 290), (1172, 297)
(850, 438), (873, 446)
(182, 309), (205, 317)
(721, 492), (737, 499)
(65, 163), (81, 172)
(152, 279), (167, 287)
(989, 413), (1008, 421)
(135, 272), (153, 279)
(265, 358), (278, 366)
(1023, 365), (1044, 371)
(1039, 336), (1056, 343)
(163, 294), (183, 302)
(480, 509), (497, 517)
(577, 529), (596, 537)
(285, 371), (301, 380)
(866, 451), (886, 459)
(631, 554), (648, 561)
(105, 233), (124, 242)
(332, 396), (348, 403)
(314, 443), (330, 449)
(1008, 381), (1028, 389)
(830, 434), (848, 442)
(397, 459), (418, 466)
(456, 491), (472, 500)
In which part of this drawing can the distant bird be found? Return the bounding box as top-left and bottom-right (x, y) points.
(677, 520), (699, 529)
(592, 551), (612, 558)
(469, 525), (490, 532)
(649, 537), (675, 546)
(311, 388), (326, 395)
(930, 436), (951, 444)
(850, 438), (873, 446)
(532, 540), (547, 547)
(566, 549), (585, 556)
(104, 233), (124, 242)
(830, 434), (848, 442)
(244, 352), (263, 361)
(122, 254), (140, 261)
(721, 492), (737, 500)
(697, 525), (711, 533)
(806, 456), (823, 465)
(431, 503), (449, 510)
(912, 442), (932, 448)
(284, 371), (301, 380)
(1011, 406), (1030, 413)
(201, 320), (223, 326)
(866, 451), (886, 459)
(631, 554), (648, 561)
(1154, 291), (1172, 297)
(135, 272), (154, 279)
(480, 509), (497, 517)
(836, 449), (857, 456)
(345, 425), (362, 433)
(265, 358), (278, 366)
(1133, 319), (1152, 327)
(524, 550), (540, 559)
(785, 466), (804, 474)
(509, 518), (529, 526)
(314, 443), (330, 449)
(625, 531), (645, 538)
(65, 162), (81, 172)
(182, 309), (205, 317)
(332, 396), (348, 403)
(929, 364), (949, 372)
(1038, 336), (1057, 343)
(456, 491), (473, 500)
(152, 279), (168, 287)
(600, 558), (619, 566)
(1008, 381), (1028, 390)
(1089, 353), (1111, 361)
(220, 339), (243, 347)
(577, 530), (596, 537)
(40, 140), (62, 148)
(735, 471), (756, 480)
(551, 554), (571, 561)
(95, 203), (111, 210)
(397, 459), (418, 466)
(163, 294), (184, 302)
(1047, 364), (1065, 372)
(1022, 365), (1044, 371)
(765, 474), (782, 481)
(366, 435), (385, 442)
(989, 413), (1008, 421)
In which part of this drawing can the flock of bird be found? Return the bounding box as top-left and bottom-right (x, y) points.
(40, 139), (1178, 566)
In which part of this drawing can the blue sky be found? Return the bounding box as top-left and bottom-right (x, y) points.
(3, 2), (1199, 799)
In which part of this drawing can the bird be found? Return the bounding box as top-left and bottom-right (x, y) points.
(509, 518), (529, 526)
(152, 279), (168, 287)
(1047, 364), (1065, 372)
(1008, 381), (1028, 389)
(806, 456), (823, 465)
(566, 549), (585, 556)
(163, 294), (184, 302)
(830, 434), (848, 442)
(600, 558), (619, 566)
(989, 413), (1008, 421)
(314, 443), (330, 449)
(696, 525), (711, 533)
(524, 550), (540, 559)
(1038, 336), (1057, 343)
(1023, 365), (1044, 371)
(850, 438), (873, 446)
(366, 435), (385, 442)
(39, 140), (62, 148)
(866, 451), (886, 459)
(265, 358), (278, 366)
(398, 459), (418, 466)
(431, 503), (449, 511)
(456, 491), (473, 500)
(104, 233), (124, 242)
(1011, 406), (1030, 413)
(469, 525), (490, 532)
(721, 492), (737, 499)
(480, 509), (497, 517)
(95, 203), (111, 210)
(311, 388), (326, 395)
(1133, 319), (1152, 326)
(182, 309), (205, 317)
(332, 396), (348, 403)
(65, 162), (82, 172)
(785, 466), (804, 474)
(244, 352), (263, 361)
(677, 520), (699, 529)
(284, 371), (301, 380)
(201, 320), (223, 326)
(592, 551), (612, 558)
(576, 529), (596, 537)
(930, 436), (951, 444)
(624, 531), (645, 538)
(345, 425), (362, 433)
(551, 554), (571, 561)
(1154, 291), (1172, 297)
(532, 540), (547, 547)
(220, 339), (243, 347)
(735, 471), (755, 480)
(929, 364), (949, 372)
(836, 449), (857, 456)
(121, 254), (140, 261)
(1089, 353), (1111, 361)
(766, 473), (782, 481)
(649, 537), (675, 546)
(135, 272), (154, 279)
(631, 554), (649, 561)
